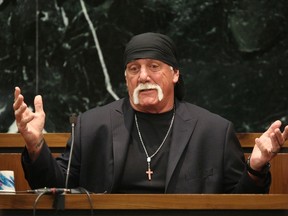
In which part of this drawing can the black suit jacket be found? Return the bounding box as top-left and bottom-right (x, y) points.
(22, 98), (270, 193)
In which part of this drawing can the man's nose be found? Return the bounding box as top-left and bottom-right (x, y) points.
(138, 66), (149, 81)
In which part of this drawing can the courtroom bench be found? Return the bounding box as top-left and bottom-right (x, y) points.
(0, 133), (287, 193)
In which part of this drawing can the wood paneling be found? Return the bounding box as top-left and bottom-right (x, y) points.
(0, 154), (29, 191)
(0, 133), (70, 148)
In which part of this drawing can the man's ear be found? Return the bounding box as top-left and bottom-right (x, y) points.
(172, 69), (180, 84)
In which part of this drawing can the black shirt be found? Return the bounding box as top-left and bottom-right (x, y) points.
(117, 109), (174, 193)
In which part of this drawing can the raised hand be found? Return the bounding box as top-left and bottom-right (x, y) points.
(13, 87), (46, 160)
(250, 120), (288, 171)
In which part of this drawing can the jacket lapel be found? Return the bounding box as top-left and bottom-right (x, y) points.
(165, 102), (198, 191)
(110, 98), (134, 191)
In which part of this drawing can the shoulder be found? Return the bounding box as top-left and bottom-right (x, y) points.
(76, 98), (129, 126)
(75, 98), (129, 131)
(176, 100), (232, 129)
(178, 100), (229, 121)
(82, 98), (126, 116)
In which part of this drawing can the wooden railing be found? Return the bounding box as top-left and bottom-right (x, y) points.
(0, 194), (287, 215)
(0, 133), (287, 193)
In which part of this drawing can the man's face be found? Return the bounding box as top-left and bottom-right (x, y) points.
(125, 59), (179, 113)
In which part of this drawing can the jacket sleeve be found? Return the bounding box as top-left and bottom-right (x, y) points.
(223, 122), (271, 193)
(21, 141), (66, 189)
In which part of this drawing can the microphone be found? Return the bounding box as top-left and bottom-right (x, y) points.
(27, 187), (70, 194)
(29, 114), (95, 213)
(65, 113), (78, 189)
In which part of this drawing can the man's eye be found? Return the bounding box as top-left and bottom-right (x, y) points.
(149, 64), (160, 71)
(128, 66), (139, 73)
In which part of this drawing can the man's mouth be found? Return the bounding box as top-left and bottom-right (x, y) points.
(140, 88), (155, 92)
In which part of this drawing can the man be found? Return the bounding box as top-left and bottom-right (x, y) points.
(14, 32), (288, 193)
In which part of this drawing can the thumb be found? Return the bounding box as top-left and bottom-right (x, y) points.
(34, 95), (44, 113)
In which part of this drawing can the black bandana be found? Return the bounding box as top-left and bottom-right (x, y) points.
(124, 32), (178, 69)
(123, 32), (185, 100)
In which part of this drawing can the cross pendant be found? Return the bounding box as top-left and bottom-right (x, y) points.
(146, 168), (153, 181)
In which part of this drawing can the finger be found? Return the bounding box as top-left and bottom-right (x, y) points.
(14, 86), (21, 100)
(266, 120), (282, 134)
(18, 114), (35, 132)
(13, 94), (25, 111)
(13, 87), (23, 110)
(14, 103), (28, 122)
(34, 95), (43, 113)
(269, 132), (281, 153)
(283, 126), (288, 142)
(273, 128), (285, 146)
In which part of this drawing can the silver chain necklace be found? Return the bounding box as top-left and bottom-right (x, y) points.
(134, 108), (175, 181)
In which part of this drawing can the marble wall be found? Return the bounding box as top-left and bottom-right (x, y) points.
(0, 0), (287, 132)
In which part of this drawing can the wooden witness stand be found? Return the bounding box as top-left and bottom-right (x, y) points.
(0, 133), (288, 215)
(0, 194), (288, 215)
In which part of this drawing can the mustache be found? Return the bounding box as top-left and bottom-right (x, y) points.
(135, 83), (160, 91)
(132, 83), (163, 104)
